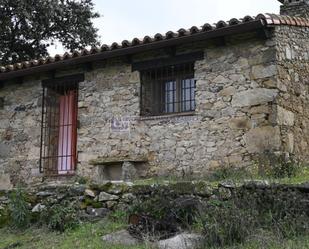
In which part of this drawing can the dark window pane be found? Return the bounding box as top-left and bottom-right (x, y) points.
(140, 63), (195, 116)
(165, 81), (176, 113)
(181, 78), (195, 112)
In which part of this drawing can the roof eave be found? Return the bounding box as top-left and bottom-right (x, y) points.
(0, 20), (266, 82)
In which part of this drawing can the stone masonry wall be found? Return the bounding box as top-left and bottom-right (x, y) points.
(77, 36), (279, 182)
(280, 1), (309, 18)
(1, 28), (307, 187)
(0, 78), (43, 188)
(1, 180), (309, 228)
(274, 25), (309, 159)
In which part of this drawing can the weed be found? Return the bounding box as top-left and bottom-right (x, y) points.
(256, 151), (301, 178)
(9, 188), (31, 229)
(41, 200), (79, 232)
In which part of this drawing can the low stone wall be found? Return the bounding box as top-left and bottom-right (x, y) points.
(1, 180), (309, 228)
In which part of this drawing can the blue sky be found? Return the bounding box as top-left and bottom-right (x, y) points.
(49, 0), (281, 54)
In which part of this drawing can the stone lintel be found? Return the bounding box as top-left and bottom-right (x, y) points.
(89, 156), (148, 166)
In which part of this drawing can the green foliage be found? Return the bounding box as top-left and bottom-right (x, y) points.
(0, 0), (100, 65)
(0, 207), (10, 228)
(257, 151), (301, 178)
(83, 197), (103, 208)
(0, 220), (146, 249)
(203, 199), (259, 246)
(130, 194), (200, 227)
(9, 188), (31, 229)
(200, 186), (309, 247)
(76, 176), (88, 185)
(2, 223), (309, 249)
(41, 200), (79, 232)
(128, 188), (202, 240)
(206, 165), (252, 182)
(109, 210), (128, 223)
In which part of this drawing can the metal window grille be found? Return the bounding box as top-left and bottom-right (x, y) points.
(40, 81), (78, 176)
(140, 63), (196, 116)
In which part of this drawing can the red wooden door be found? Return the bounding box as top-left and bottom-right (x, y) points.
(57, 90), (77, 174)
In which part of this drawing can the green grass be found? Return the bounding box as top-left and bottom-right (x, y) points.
(1, 222), (309, 249)
(208, 235), (309, 249)
(134, 164), (309, 187)
(0, 219), (148, 249)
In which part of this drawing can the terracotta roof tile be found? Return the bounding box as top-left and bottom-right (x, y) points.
(1, 13), (309, 76)
(142, 36), (153, 43)
(229, 18), (241, 25)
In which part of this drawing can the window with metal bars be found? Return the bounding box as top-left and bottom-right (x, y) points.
(140, 63), (196, 116)
(40, 74), (82, 176)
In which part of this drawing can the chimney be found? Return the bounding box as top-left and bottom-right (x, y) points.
(278, 0), (309, 18)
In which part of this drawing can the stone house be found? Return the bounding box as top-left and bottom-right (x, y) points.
(0, 0), (309, 188)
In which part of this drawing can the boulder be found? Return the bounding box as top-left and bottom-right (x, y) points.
(232, 88), (278, 107)
(69, 185), (86, 195)
(85, 189), (96, 198)
(86, 207), (109, 217)
(31, 204), (46, 213)
(156, 233), (204, 249)
(121, 193), (136, 203)
(98, 192), (119, 202)
(102, 229), (139, 246)
(243, 180), (270, 189)
(106, 201), (118, 209)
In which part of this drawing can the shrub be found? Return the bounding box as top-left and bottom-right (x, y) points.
(0, 207), (10, 228)
(206, 165), (252, 182)
(128, 188), (202, 240)
(76, 176), (88, 185)
(202, 199), (258, 246)
(41, 200), (79, 232)
(109, 210), (128, 223)
(130, 194), (200, 227)
(200, 185), (309, 247)
(257, 151), (301, 178)
(9, 188), (31, 229)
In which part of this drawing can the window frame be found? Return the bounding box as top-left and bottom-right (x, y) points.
(163, 73), (196, 114)
(40, 74), (84, 176)
(139, 62), (196, 117)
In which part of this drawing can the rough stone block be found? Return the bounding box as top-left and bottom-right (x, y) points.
(122, 161), (137, 182)
(229, 117), (251, 130)
(0, 174), (13, 190)
(244, 126), (281, 153)
(0, 144), (10, 158)
(102, 230), (139, 246)
(232, 88), (278, 107)
(277, 106), (295, 126)
(98, 192), (119, 202)
(157, 233), (204, 249)
(219, 86), (236, 97)
(251, 64), (277, 79)
(286, 133), (295, 153)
